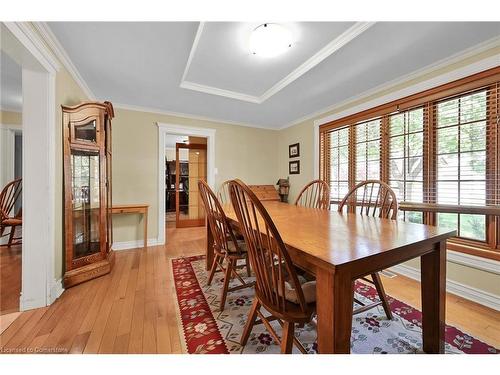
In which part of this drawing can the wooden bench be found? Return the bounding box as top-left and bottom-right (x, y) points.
(248, 185), (280, 202)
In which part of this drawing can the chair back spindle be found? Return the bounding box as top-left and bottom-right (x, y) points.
(229, 179), (307, 314)
(0, 178), (22, 221)
(217, 180), (231, 205)
(338, 180), (398, 219)
(294, 179), (330, 210)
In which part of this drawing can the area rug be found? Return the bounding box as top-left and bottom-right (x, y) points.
(172, 255), (498, 354)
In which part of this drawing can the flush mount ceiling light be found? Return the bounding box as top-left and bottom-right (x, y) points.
(249, 23), (293, 58)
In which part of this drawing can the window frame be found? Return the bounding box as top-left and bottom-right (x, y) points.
(319, 67), (500, 261)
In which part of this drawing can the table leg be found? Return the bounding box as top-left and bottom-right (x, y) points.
(316, 267), (353, 354)
(420, 240), (446, 353)
(206, 222), (214, 271)
(144, 208), (148, 249)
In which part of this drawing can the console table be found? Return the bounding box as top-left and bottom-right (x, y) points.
(112, 204), (149, 248)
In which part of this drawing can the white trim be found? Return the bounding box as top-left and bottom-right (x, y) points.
(156, 123), (216, 245)
(3, 22), (59, 74)
(313, 44), (500, 175)
(20, 68), (56, 311)
(448, 251), (500, 275)
(180, 22), (374, 104)
(112, 238), (160, 251)
(389, 263), (500, 311)
(313, 122), (320, 180)
(179, 81), (261, 103)
(180, 22), (205, 84)
(112, 102), (274, 130)
(3, 22), (58, 311)
(32, 22), (96, 99)
(48, 278), (64, 304)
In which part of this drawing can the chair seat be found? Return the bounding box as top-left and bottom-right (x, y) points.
(1, 218), (22, 226)
(227, 239), (247, 253)
(281, 276), (316, 304)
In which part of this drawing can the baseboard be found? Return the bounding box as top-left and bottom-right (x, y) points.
(112, 238), (160, 251)
(48, 278), (64, 304)
(389, 264), (500, 311)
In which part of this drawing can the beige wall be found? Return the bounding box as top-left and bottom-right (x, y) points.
(111, 108), (279, 243)
(277, 119), (314, 204)
(276, 46), (500, 296)
(0, 110), (22, 124)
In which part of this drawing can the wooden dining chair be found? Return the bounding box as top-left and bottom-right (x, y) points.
(294, 179), (330, 210)
(0, 178), (22, 247)
(217, 179), (231, 205)
(338, 179), (398, 320)
(198, 180), (253, 311)
(229, 179), (315, 353)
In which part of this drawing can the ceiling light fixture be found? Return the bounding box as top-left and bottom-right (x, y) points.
(249, 23), (293, 58)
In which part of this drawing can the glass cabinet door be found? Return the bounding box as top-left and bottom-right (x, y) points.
(71, 149), (101, 258)
(73, 119), (98, 143)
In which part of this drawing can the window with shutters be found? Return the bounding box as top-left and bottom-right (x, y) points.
(319, 67), (500, 260)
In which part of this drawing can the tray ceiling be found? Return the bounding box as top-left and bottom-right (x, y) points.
(45, 22), (500, 129)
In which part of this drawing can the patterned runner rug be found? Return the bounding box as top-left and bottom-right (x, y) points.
(172, 255), (498, 354)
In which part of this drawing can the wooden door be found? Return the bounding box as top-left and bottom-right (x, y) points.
(175, 143), (207, 228)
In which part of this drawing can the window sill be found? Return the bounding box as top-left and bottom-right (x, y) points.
(447, 239), (500, 262)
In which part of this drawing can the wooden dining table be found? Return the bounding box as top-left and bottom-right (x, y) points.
(206, 201), (456, 354)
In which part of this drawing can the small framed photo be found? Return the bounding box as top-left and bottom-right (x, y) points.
(289, 143), (300, 158)
(289, 160), (300, 175)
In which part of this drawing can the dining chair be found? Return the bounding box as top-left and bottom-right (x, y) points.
(229, 179), (315, 353)
(217, 179), (231, 205)
(198, 180), (253, 311)
(294, 179), (330, 210)
(338, 179), (398, 320)
(0, 178), (23, 247)
(218, 179), (244, 236)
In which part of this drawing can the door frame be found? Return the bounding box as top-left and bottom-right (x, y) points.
(157, 122), (215, 245)
(3, 22), (60, 310)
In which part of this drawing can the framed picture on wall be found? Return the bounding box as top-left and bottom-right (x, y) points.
(289, 160), (300, 175)
(289, 143), (300, 158)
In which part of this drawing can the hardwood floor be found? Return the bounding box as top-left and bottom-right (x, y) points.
(0, 244), (21, 315)
(0, 225), (498, 353)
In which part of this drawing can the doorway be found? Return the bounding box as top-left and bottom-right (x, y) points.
(157, 123), (215, 245)
(0, 50), (23, 316)
(164, 135), (207, 229)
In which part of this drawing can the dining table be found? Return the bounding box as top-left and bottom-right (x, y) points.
(206, 201), (456, 354)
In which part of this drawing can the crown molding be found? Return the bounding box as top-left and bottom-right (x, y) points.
(32, 22), (96, 100)
(280, 35), (500, 130)
(112, 102), (277, 130)
(179, 80), (261, 103)
(180, 22), (205, 84)
(179, 22), (375, 104)
(2, 22), (60, 74)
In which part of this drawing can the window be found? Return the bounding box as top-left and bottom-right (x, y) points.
(435, 90), (488, 241)
(327, 126), (349, 210)
(388, 108), (424, 223)
(320, 67), (500, 260)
